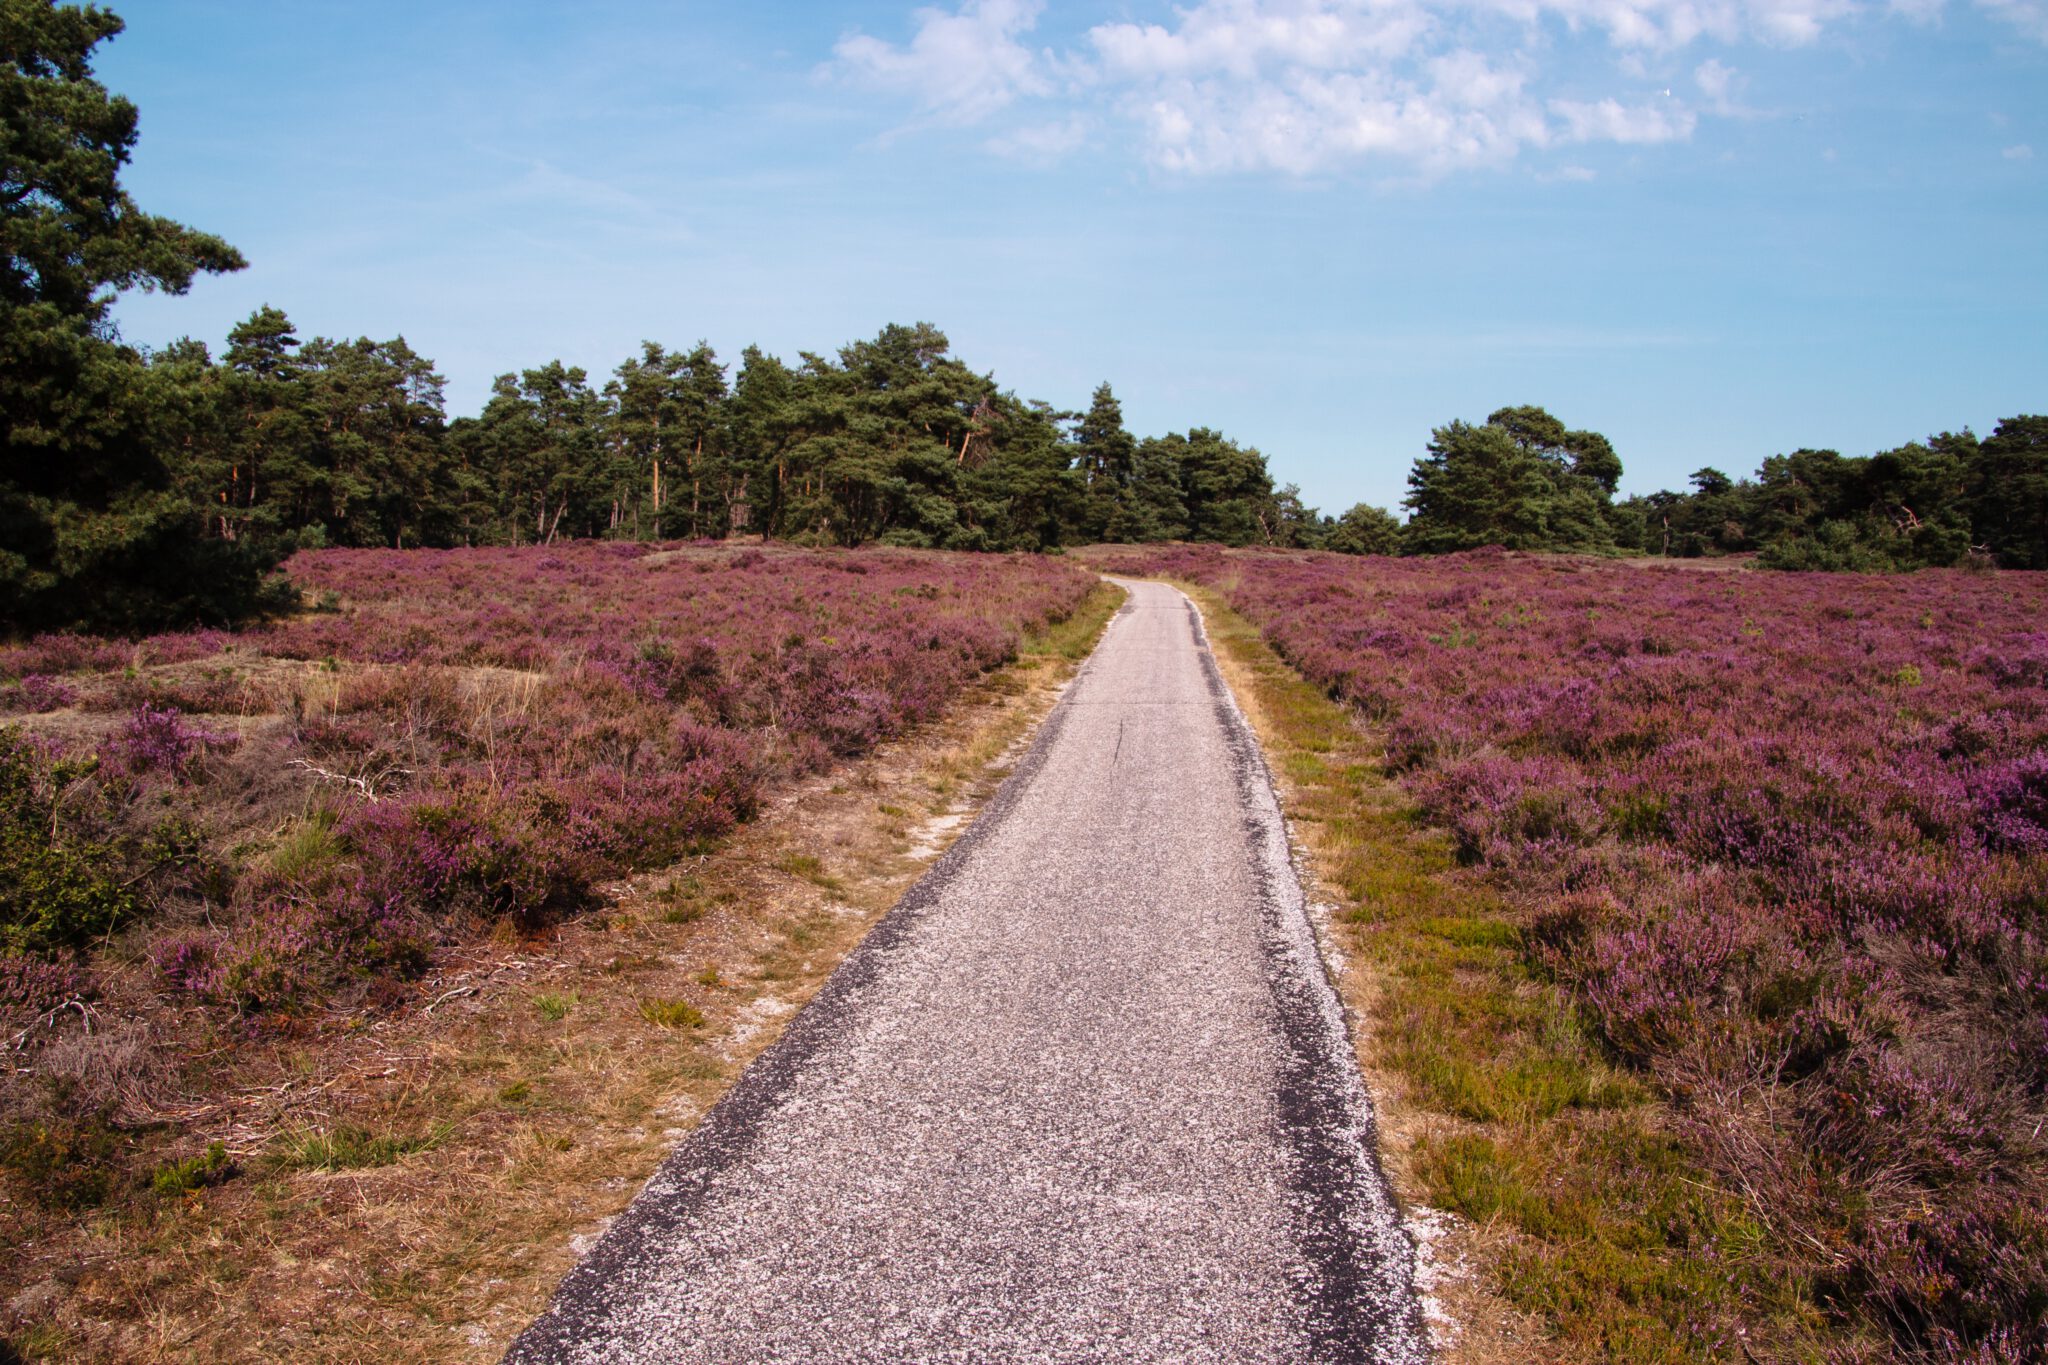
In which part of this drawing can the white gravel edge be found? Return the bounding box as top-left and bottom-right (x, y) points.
(1173, 586), (1431, 1365)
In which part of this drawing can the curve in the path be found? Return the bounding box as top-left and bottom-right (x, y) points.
(503, 580), (1424, 1364)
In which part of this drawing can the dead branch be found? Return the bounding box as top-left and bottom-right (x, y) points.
(7, 996), (95, 1051)
(288, 756), (410, 802)
(423, 985), (479, 1013)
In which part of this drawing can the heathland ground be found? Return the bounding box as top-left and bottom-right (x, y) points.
(4, 543), (2046, 1362)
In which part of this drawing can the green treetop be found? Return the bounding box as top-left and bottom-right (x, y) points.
(1403, 406), (1623, 555)
(2, 0), (268, 630)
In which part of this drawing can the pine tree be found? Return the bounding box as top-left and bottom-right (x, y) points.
(1075, 382), (1136, 541)
(2, 0), (263, 629)
(1403, 408), (1623, 554)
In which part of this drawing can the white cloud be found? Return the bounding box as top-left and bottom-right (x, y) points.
(1135, 69), (1551, 174)
(1469, 0), (1853, 49)
(1429, 49), (1529, 108)
(832, 0), (2048, 178)
(1551, 96), (1698, 142)
(833, 0), (1051, 123)
(1746, 0), (1853, 45)
(1090, 0), (1434, 77)
(1694, 57), (1736, 101)
(1691, 56), (1759, 115)
(2004, 142), (2036, 159)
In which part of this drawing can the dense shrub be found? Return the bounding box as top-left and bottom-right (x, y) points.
(2, 543), (1092, 1015)
(0, 733), (131, 956)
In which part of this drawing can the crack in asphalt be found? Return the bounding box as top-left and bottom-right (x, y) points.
(502, 580), (1424, 1364)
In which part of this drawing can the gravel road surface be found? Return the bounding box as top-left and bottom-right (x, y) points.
(504, 580), (1424, 1364)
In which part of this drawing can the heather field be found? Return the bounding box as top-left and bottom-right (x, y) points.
(0, 544), (1089, 1181)
(1101, 545), (2048, 1359)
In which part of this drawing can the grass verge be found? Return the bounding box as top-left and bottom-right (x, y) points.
(1179, 581), (1851, 1364)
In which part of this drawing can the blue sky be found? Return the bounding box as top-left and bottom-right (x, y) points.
(103, 0), (2044, 517)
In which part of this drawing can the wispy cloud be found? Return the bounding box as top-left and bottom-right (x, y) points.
(1694, 57), (1736, 103)
(1089, 1), (1433, 77)
(831, 0), (2048, 176)
(1550, 96), (1696, 144)
(986, 116), (1094, 162)
(1976, 0), (2048, 41)
(832, 0), (1051, 123)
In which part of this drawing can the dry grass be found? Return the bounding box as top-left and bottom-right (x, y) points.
(0, 583), (1125, 1364)
(1178, 581), (1846, 1365)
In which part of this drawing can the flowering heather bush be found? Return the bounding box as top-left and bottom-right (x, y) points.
(107, 703), (232, 777)
(1, 674), (78, 713)
(0, 634), (128, 679)
(243, 544), (1061, 736)
(151, 879), (430, 1014)
(1, 543), (1090, 1016)
(0, 954), (91, 1020)
(1103, 544), (2048, 1357)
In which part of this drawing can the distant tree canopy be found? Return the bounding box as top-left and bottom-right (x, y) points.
(125, 315), (1331, 564)
(1392, 405), (2048, 570)
(129, 320), (2043, 576)
(1327, 502), (1403, 556)
(1616, 417), (2048, 571)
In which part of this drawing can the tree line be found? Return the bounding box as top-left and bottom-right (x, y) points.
(146, 312), (1326, 561)
(1397, 405), (2048, 570)
(3, 0), (2043, 636)
(1617, 424), (2048, 571)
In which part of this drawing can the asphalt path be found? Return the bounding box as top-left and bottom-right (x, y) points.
(504, 580), (1424, 1364)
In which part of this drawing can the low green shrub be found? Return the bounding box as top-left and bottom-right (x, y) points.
(0, 1114), (123, 1209)
(638, 997), (704, 1029)
(151, 1141), (231, 1197)
(0, 733), (131, 954)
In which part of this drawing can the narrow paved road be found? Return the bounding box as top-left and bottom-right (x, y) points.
(505, 581), (1424, 1364)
